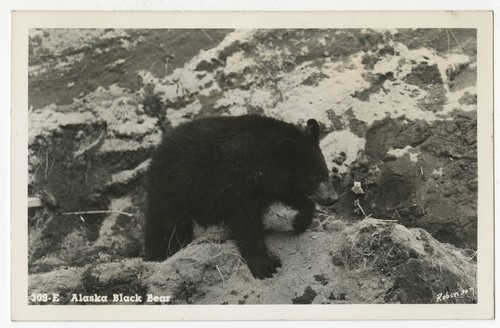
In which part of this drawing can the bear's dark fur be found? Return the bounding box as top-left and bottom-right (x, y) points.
(144, 114), (338, 279)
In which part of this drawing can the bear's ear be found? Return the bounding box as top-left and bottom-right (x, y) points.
(278, 137), (297, 157)
(305, 119), (320, 143)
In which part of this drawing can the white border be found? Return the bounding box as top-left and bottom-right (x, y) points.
(5, 7), (496, 325)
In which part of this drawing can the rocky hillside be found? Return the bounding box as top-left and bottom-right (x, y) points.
(28, 28), (477, 304)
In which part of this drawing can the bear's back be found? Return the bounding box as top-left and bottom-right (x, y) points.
(154, 115), (303, 165)
(167, 114), (299, 142)
(146, 114), (306, 200)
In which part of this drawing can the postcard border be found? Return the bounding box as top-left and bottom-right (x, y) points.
(11, 11), (494, 321)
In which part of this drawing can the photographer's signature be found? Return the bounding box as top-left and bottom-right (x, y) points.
(435, 287), (475, 303)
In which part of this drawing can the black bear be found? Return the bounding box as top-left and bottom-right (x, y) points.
(144, 114), (338, 279)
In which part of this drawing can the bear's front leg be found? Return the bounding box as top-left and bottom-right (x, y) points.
(229, 218), (281, 279)
(291, 198), (316, 233)
(241, 238), (281, 279)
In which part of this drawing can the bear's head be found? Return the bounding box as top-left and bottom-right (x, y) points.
(278, 119), (338, 206)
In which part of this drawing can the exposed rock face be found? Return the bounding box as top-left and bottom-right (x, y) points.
(28, 28), (477, 303)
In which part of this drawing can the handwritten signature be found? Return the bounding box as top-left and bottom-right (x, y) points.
(435, 287), (475, 303)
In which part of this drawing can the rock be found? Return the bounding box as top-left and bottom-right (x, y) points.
(458, 92), (477, 106)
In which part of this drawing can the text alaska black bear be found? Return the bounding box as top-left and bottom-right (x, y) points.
(144, 114), (338, 279)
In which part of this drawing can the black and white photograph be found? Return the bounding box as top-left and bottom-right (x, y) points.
(10, 11), (494, 321)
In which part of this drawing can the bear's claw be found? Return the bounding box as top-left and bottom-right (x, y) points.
(247, 256), (282, 279)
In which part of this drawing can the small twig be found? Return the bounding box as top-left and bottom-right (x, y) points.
(417, 273), (427, 282)
(62, 210), (133, 217)
(167, 225), (177, 255)
(318, 251), (332, 266)
(273, 211), (288, 220)
(354, 200), (364, 215)
(85, 160), (91, 183)
(338, 190), (351, 198)
(391, 210), (401, 221)
(261, 281), (281, 301)
(387, 246), (396, 258)
(216, 265), (225, 287)
(372, 219), (398, 223)
(466, 251), (478, 262)
(314, 208), (330, 215)
(201, 28), (216, 47)
(358, 250), (375, 257)
(354, 200), (371, 220)
(44, 148), (49, 181)
(48, 156), (56, 177)
(31, 164), (40, 185)
(445, 28), (450, 57)
(448, 29), (463, 51)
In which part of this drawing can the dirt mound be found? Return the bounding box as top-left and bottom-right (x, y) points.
(29, 218), (476, 304)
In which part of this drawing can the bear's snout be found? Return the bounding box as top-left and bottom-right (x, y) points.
(311, 180), (338, 206)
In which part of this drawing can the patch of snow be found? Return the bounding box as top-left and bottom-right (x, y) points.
(373, 43), (471, 86)
(151, 30), (257, 104)
(145, 30), (476, 133)
(120, 38), (133, 50)
(223, 50), (256, 76)
(166, 100), (202, 127)
(29, 106), (95, 144)
(99, 131), (162, 153)
(224, 105), (247, 116)
(249, 89), (277, 109)
(300, 46), (309, 56)
(320, 130), (366, 173)
(108, 58), (125, 67)
(217, 88), (276, 116)
(441, 86), (477, 115)
(54, 53), (85, 70)
(387, 145), (420, 163)
(432, 167), (444, 179)
(137, 70), (157, 85)
(93, 93), (157, 138)
(268, 55), (368, 127)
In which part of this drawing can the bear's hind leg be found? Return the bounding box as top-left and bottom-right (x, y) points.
(144, 201), (193, 261)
